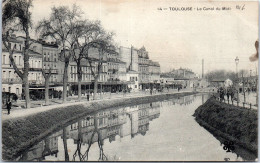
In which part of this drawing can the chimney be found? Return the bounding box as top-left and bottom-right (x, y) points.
(202, 59), (204, 78)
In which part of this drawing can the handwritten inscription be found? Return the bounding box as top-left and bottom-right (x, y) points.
(157, 5), (245, 12)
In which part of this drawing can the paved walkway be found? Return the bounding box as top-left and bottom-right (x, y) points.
(2, 89), (194, 121)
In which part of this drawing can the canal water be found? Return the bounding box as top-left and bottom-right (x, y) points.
(17, 94), (241, 161)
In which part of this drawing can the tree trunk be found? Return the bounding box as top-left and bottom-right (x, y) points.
(93, 77), (98, 100)
(24, 78), (30, 108)
(23, 31), (30, 109)
(63, 61), (69, 103)
(78, 80), (82, 101)
(77, 63), (82, 101)
(63, 128), (69, 161)
(45, 77), (50, 105)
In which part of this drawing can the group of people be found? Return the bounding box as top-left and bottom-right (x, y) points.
(217, 86), (236, 103)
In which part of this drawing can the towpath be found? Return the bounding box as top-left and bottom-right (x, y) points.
(2, 89), (195, 121)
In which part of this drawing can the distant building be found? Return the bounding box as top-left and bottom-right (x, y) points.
(138, 46), (161, 90)
(119, 46), (139, 90)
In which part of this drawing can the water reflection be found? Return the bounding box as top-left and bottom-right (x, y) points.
(18, 95), (214, 161)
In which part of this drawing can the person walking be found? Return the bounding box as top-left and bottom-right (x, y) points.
(230, 88), (235, 103)
(7, 100), (12, 115)
(87, 93), (90, 101)
(226, 87), (230, 103)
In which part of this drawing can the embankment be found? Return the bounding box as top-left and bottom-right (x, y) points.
(193, 97), (258, 161)
(2, 91), (195, 161)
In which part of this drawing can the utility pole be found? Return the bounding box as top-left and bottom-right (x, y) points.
(235, 57), (239, 103)
(242, 70), (246, 103)
(202, 59), (204, 78)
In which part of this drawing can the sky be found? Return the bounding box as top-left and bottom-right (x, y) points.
(30, 0), (258, 75)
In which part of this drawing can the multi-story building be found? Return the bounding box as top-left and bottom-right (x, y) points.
(148, 60), (161, 83)
(170, 68), (196, 79)
(68, 48), (108, 95)
(2, 36), (44, 98)
(138, 46), (161, 90)
(138, 47), (150, 90)
(16, 36), (62, 91)
(118, 46), (139, 91)
(2, 37), (24, 96)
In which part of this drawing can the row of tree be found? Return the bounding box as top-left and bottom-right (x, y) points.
(2, 0), (117, 108)
(205, 69), (254, 83)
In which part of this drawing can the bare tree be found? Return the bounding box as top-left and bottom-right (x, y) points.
(82, 114), (107, 161)
(2, 0), (33, 108)
(72, 119), (83, 161)
(87, 26), (116, 100)
(70, 20), (100, 101)
(36, 5), (82, 103)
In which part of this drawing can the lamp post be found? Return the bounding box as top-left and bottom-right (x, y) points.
(235, 56), (239, 103)
(235, 56), (239, 77)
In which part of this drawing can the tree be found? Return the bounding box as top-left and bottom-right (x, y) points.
(70, 20), (100, 101)
(87, 26), (116, 100)
(2, 0), (33, 108)
(41, 69), (52, 105)
(36, 5), (82, 103)
(205, 70), (237, 82)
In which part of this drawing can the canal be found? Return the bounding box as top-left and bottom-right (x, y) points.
(17, 94), (241, 161)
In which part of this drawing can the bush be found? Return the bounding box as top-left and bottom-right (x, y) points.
(2, 92), (18, 104)
(30, 90), (45, 100)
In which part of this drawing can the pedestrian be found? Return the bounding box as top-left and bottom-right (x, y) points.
(7, 100), (12, 115)
(87, 94), (90, 101)
(226, 88), (230, 103)
(58, 91), (62, 99)
(231, 89), (234, 103)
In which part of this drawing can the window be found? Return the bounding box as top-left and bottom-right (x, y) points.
(3, 55), (6, 64)
(8, 87), (11, 93)
(16, 88), (19, 95)
(3, 88), (6, 92)
(8, 71), (11, 78)
(20, 45), (22, 51)
(19, 56), (21, 65)
(3, 71), (6, 78)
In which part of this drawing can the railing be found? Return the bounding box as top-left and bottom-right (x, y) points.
(212, 93), (258, 110)
(2, 78), (22, 84)
(29, 80), (44, 85)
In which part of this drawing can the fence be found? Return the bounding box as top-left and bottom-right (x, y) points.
(212, 93), (258, 110)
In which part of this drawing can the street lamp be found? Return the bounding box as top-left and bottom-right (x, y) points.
(235, 56), (239, 77)
(235, 56), (240, 104)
